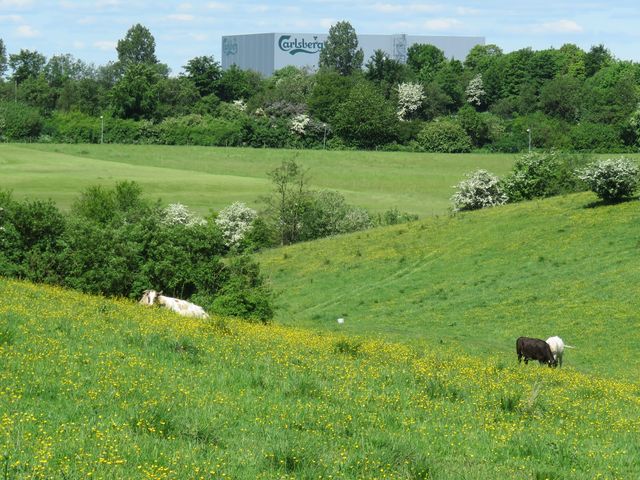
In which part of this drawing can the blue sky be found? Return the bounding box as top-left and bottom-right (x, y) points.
(1, 0), (639, 75)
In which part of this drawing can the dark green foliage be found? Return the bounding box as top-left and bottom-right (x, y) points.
(569, 122), (623, 152)
(207, 255), (274, 323)
(0, 38), (7, 78)
(110, 63), (161, 120)
(407, 44), (445, 82)
(308, 69), (354, 123)
(318, 21), (364, 76)
(9, 49), (46, 84)
(332, 81), (398, 149)
(417, 118), (472, 153)
(0, 101), (43, 140)
(156, 114), (243, 146)
(182, 55), (222, 97)
(216, 65), (263, 102)
(116, 23), (158, 66)
(0, 183), (274, 321)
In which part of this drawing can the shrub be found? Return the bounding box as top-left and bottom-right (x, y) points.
(502, 152), (562, 202)
(208, 255), (274, 323)
(215, 202), (258, 248)
(570, 122), (624, 152)
(578, 157), (639, 202)
(0, 101), (43, 140)
(451, 170), (508, 212)
(46, 111), (100, 143)
(417, 118), (472, 153)
(301, 190), (373, 240)
(162, 203), (206, 228)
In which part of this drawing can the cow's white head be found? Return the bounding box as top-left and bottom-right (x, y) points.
(139, 289), (159, 306)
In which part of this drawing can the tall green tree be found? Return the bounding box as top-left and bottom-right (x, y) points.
(318, 21), (364, 76)
(407, 44), (445, 83)
(110, 63), (160, 120)
(585, 44), (613, 77)
(365, 50), (407, 96)
(332, 81), (398, 148)
(0, 39), (7, 78)
(182, 55), (222, 97)
(44, 54), (93, 88)
(116, 24), (158, 66)
(9, 49), (46, 84)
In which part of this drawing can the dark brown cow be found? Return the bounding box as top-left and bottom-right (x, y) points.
(516, 337), (557, 367)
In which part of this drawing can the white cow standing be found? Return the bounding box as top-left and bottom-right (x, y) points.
(139, 289), (209, 319)
(545, 336), (575, 367)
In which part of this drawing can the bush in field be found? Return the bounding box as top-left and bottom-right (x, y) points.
(0, 182), (274, 320)
(417, 118), (472, 153)
(206, 255), (274, 323)
(162, 203), (206, 228)
(503, 151), (591, 202)
(46, 111), (100, 143)
(502, 152), (560, 202)
(578, 158), (640, 202)
(0, 192), (65, 283)
(215, 202), (258, 248)
(302, 190), (372, 239)
(451, 170), (508, 212)
(0, 101), (43, 140)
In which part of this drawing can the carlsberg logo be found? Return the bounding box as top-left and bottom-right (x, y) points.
(278, 35), (324, 55)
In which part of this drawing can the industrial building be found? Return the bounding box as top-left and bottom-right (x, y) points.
(221, 33), (485, 77)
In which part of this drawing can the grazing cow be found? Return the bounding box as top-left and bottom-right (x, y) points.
(546, 336), (575, 367)
(516, 337), (557, 367)
(139, 290), (209, 319)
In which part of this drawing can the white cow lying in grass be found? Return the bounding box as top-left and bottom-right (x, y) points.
(546, 336), (575, 367)
(139, 289), (209, 319)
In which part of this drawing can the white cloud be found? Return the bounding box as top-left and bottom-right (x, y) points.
(78, 16), (96, 25)
(73, 40), (86, 49)
(93, 40), (116, 51)
(178, 2), (192, 9)
(0, 0), (32, 7)
(189, 33), (208, 41)
(246, 4), (269, 13)
(206, 1), (230, 11)
(16, 24), (40, 37)
(372, 2), (443, 13)
(95, 0), (122, 7)
(0, 14), (23, 22)
(319, 18), (336, 29)
(456, 6), (480, 15)
(167, 14), (194, 21)
(423, 18), (462, 30)
(534, 19), (584, 33)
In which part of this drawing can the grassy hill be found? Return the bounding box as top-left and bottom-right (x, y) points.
(1, 278), (639, 479)
(258, 192), (640, 381)
(0, 143), (515, 216)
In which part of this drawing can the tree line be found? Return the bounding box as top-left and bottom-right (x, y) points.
(1, 21), (639, 152)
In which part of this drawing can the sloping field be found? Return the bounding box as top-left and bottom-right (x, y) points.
(1, 278), (639, 478)
(258, 192), (640, 381)
(0, 143), (515, 216)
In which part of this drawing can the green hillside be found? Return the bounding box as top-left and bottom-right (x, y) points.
(1, 278), (639, 479)
(258, 192), (640, 381)
(0, 143), (515, 216)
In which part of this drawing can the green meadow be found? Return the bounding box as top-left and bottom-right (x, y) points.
(2, 143), (640, 477)
(257, 192), (640, 381)
(1, 278), (639, 479)
(0, 143), (516, 216)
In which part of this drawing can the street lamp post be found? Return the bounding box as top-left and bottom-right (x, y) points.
(100, 115), (104, 144)
(526, 128), (531, 153)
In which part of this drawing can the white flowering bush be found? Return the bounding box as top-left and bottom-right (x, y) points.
(162, 203), (206, 227)
(290, 113), (311, 135)
(397, 82), (425, 121)
(215, 202), (258, 247)
(232, 99), (247, 112)
(578, 158), (639, 202)
(451, 170), (508, 212)
(466, 74), (486, 107)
